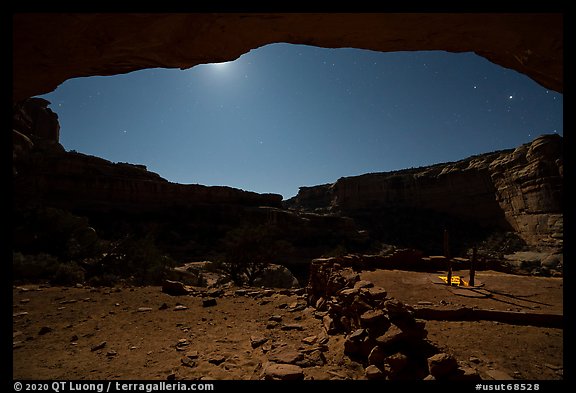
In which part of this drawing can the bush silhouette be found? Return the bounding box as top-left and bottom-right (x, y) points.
(218, 224), (291, 286)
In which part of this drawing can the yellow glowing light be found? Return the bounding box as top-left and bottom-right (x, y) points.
(438, 276), (469, 286)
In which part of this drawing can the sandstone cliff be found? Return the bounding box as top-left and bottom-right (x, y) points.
(13, 99), (283, 213)
(12, 99), (367, 267)
(286, 135), (563, 250)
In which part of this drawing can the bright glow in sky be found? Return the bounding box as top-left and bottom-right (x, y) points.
(39, 44), (563, 199)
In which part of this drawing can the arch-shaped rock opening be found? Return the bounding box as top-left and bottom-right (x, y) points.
(13, 13), (562, 103)
(12, 13), (563, 279)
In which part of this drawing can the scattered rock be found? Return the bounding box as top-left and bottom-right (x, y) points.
(185, 350), (199, 359)
(544, 363), (562, 371)
(263, 363), (304, 380)
(288, 301), (306, 311)
(208, 354), (226, 365)
(299, 350), (326, 367)
(322, 314), (336, 334)
(174, 305), (188, 311)
(485, 369), (514, 380)
(337, 288), (358, 301)
(162, 280), (190, 296)
(362, 286), (388, 301)
(344, 329), (374, 358)
(375, 324), (404, 349)
(360, 309), (389, 333)
(367, 346), (386, 366)
(202, 298), (217, 307)
(385, 352), (409, 374)
(428, 353), (458, 378)
(20, 298), (30, 304)
(106, 350), (117, 357)
(13, 341), (25, 349)
(176, 339), (189, 349)
(234, 289), (248, 296)
(268, 315), (283, 322)
(266, 321), (280, 329)
(71, 335), (79, 342)
(250, 336), (268, 349)
(91, 341), (107, 352)
(180, 357), (196, 368)
(450, 366), (482, 381)
(315, 297), (327, 310)
(365, 364), (385, 380)
(137, 307), (153, 312)
(38, 326), (53, 335)
(207, 288), (224, 298)
(158, 303), (169, 310)
(268, 348), (303, 364)
(13, 312), (29, 317)
(354, 280), (374, 289)
(301, 336), (318, 345)
(281, 323), (304, 331)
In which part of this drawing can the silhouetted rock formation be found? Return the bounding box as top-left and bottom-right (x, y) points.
(12, 99), (367, 267)
(13, 13), (562, 103)
(287, 135), (563, 251)
(12, 99), (282, 213)
(13, 97), (60, 142)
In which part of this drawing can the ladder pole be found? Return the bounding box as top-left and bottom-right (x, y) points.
(444, 229), (452, 286)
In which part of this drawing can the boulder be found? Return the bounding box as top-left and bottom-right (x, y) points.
(385, 352), (409, 374)
(361, 286), (388, 302)
(202, 298), (217, 307)
(427, 353), (458, 378)
(360, 309), (390, 336)
(268, 348), (304, 365)
(263, 363), (304, 381)
(253, 264), (299, 289)
(162, 280), (189, 296)
(365, 365), (385, 380)
(367, 346), (386, 367)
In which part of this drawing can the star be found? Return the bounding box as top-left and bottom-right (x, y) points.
(509, 95), (513, 99)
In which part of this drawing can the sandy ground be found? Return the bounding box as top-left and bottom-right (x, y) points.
(12, 269), (563, 381)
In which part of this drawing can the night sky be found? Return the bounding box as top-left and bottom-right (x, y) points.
(39, 43), (563, 199)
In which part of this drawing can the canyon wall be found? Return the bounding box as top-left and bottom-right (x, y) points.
(13, 100), (283, 213)
(287, 135), (563, 249)
(12, 99), (366, 264)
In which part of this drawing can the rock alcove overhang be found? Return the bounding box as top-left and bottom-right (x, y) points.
(13, 12), (563, 104)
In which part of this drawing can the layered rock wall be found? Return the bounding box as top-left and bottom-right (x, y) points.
(12, 98), (283, 213)
(288, 135), (563, 249)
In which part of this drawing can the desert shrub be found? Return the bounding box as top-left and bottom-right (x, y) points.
(51, 262), (85, 286)
(13, 252), (60, 282)
(218, 224), (292, 286)
(92, 234), (175, 285)
(13, 252), (84, 286)
(13, 207), (101, 260)
(86, 273), (121, 287)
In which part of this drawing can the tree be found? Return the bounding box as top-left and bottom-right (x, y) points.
(219, 224), (289, 286)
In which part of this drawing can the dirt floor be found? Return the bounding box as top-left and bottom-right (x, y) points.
(12, 269), (563, 381)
